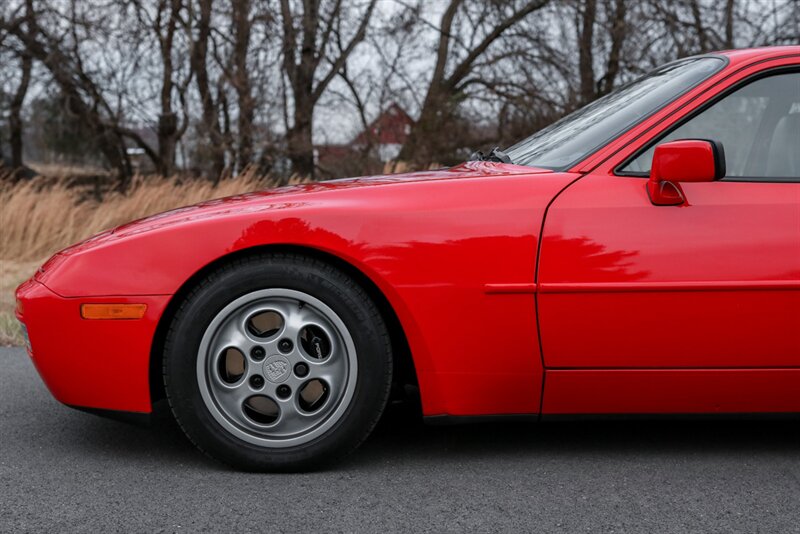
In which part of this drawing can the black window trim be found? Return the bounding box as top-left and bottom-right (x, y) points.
(614, 65), (800, 184)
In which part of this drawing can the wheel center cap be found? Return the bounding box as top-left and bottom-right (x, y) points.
(264, 355), (291, 383)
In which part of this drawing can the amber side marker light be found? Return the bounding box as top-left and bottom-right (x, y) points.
(81, 303), (147, 320)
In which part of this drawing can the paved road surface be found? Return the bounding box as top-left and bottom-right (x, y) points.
(1, 347), (799, 533)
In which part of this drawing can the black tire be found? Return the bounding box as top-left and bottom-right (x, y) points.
(162, 253), (393, 472)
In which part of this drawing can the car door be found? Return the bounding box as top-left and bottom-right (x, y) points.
(539, 63), (800, 414)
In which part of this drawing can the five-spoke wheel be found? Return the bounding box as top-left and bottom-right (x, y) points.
(163, 254), (393, 471)
(198, 289), (357, 447)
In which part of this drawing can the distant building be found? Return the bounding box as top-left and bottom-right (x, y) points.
(126, 147), (148, 173)
(351, 103), (414, 162)
(315, 103), (414, 171)
(124, 126), (159, 173)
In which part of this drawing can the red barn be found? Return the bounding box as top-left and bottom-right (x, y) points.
(350, 103), (414, 161)
(316, 103), (414, 170)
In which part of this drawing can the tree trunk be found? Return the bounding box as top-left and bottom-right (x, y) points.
(93, 128), (133, 192)
(598, 0), (627, 97)
(288, 99), (315, 178)
(157, 112), (177, 175)
(232, 0), (254, 173)
(396, 88), (447, 166)
(724, 0), (735, 48)
(689, 0), (710, 52)
(155, 0), (182, 176)
(578, 0), (597, 104)
(191, 0), (226, 178)
(397, 1), (461, 166)
(9, 53), (32, 170)
(285, 32), (316, 180)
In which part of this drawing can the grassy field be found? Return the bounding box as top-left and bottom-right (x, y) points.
(0, 169), (299, 345)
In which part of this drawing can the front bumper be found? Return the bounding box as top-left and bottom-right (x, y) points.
(15, 279), (171, 413)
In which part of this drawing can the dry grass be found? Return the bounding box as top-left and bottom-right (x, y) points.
(0, 169), (304, 262)
(27, 162), (111, 179)
(0, 168), (308, 345)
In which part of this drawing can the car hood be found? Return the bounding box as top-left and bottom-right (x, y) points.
(117, 162), (549, 234)
(53, 161), (550, 258)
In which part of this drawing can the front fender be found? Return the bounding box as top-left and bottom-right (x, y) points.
(31, 172), (578, 416)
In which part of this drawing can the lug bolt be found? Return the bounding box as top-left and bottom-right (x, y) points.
(250, 346), (266, 361)
(294, 362), (309, 378)
(278, 338), (294, 353)
(250, 375), (265, 389)
(276, 384), (292, 399)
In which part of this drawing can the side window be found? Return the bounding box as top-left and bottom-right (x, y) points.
(621, 71), (800, 181)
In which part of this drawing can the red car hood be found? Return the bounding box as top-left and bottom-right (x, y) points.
(117, 162), (548, 234)
(52, 162), (549, 258)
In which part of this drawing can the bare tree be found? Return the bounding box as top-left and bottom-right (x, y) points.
(187, 0), (233, 178)
(3, 3), (130, 184)
(279, 0), (377, 178)
(153, 0), (190, 175)
(320, 2), (425, 176)
(128, 0), (193, 175)
(576, 0), (628, 103)
(8, 52), (31, 170)
(641, 0), (781, 57)
(397, 0), (550, 166)
(230, 0), (255, 172)
(1, 0), (34, 172)
(7, 2), (35, 171)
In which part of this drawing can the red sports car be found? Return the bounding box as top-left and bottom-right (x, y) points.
(16, 46), (800, 471)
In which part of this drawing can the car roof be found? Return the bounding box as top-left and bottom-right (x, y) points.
(714, 46), (800, 67)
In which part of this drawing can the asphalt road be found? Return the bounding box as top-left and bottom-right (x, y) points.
(2, 347), (799, 533)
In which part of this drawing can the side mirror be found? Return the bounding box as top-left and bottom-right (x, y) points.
(647, 139), (725, 206)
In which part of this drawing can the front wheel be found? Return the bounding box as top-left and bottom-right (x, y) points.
(163, 254), (393, 471)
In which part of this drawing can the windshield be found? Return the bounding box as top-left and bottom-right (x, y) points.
(504, 56), (726, 170)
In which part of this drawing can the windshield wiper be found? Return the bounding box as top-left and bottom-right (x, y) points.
(469, 147), (512, 164)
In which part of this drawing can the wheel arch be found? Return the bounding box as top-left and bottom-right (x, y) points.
(148, 244), (417, 406)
